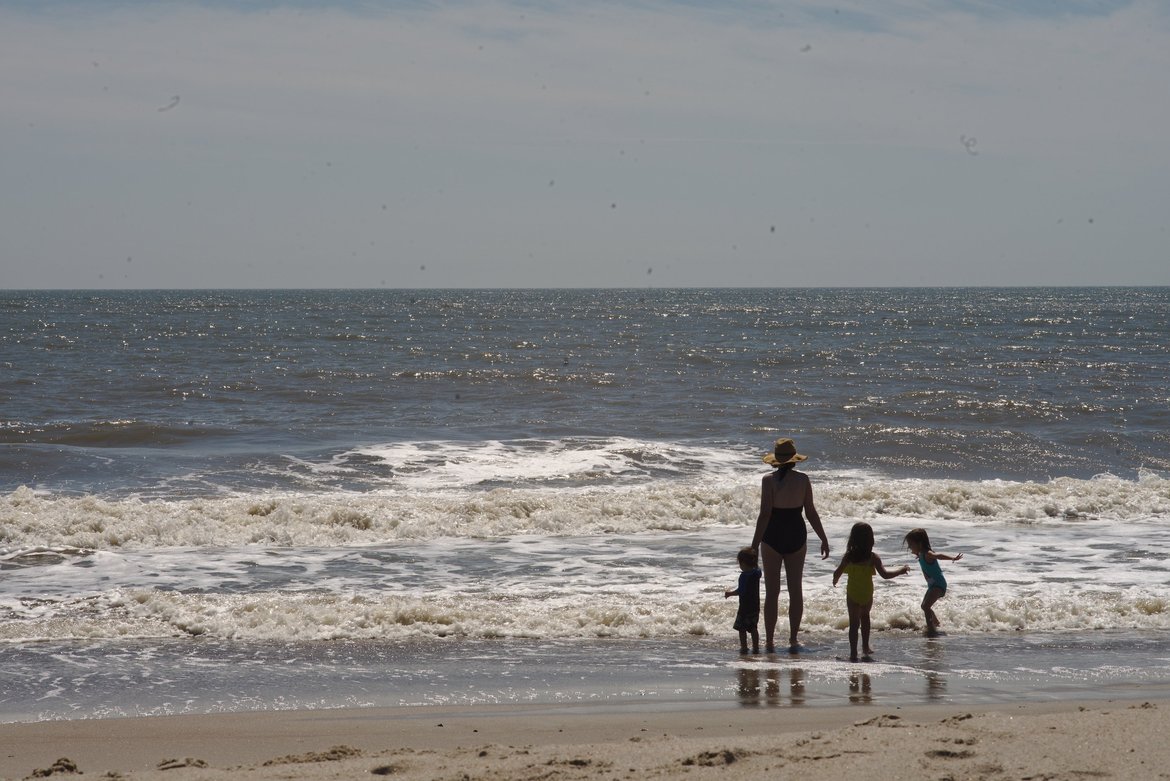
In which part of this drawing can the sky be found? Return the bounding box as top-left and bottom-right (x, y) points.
(1, 0), (1167, 288)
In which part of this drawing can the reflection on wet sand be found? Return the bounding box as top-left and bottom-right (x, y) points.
(849, 671), (872, 704)
(921, 637), (948, 700)
(733, 634), (951, 708)
(736, 665), (805, 707)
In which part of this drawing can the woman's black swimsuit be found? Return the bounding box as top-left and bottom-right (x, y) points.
(760, 471), (807, 555)
(761, 506), (807, 554)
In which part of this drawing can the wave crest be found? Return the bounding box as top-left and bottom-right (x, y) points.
(3, 471), (1168, 551)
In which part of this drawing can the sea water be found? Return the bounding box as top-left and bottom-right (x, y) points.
(2, 288), (1169, 720)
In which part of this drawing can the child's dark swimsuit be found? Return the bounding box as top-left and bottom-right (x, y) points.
(733, 567), (762, 632)
(761, 506), (807, 554)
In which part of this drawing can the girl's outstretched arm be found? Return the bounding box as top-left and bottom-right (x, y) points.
(831, 556), (847, 586)
(873, 553), (910, 580)
(926, 550), (964, 563)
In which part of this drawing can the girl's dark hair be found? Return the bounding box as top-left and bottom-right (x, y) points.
(903, 528), (931, 552)
(737, 547), (758, 567)
(845, 522), (875, 564)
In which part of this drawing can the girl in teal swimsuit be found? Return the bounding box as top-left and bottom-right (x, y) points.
(904, 528), (964, 635)
(832, 522), (909, 661)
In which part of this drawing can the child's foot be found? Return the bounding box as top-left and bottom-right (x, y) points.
(765, 645), (776, 654)
(861, 654), (874, 662)
(863, 646), (875, 656)
(739, 646), (750, 655)
(752, 645), (760, 655)
(849, 654), (859, 663)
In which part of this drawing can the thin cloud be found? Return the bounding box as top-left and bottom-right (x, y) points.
(1, 0), (1167, 287)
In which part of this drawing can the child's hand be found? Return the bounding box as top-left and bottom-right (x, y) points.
(954, 552), (964, 562)
(724, 589), (734, 599)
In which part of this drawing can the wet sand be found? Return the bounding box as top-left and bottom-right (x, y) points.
(2, 697), (1167, 780)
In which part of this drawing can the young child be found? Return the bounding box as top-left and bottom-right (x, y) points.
(832, 522), (909, 662)
(903, 527), (963, 635)
(724, 546), (762, 654)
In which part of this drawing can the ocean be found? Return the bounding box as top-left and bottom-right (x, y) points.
(2, 287), (1169, 721)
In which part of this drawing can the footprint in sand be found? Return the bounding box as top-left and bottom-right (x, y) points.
(156, 757), (208, 770)
(29, 757), (80, 777)
(926, 748), (975, 759)
(682, 749), (737, 767)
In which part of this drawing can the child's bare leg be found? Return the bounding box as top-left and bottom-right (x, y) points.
(921, 587), (945, 632)
(860, 607), (873, 658)
(738, 629), (749, 653)
(846, 600), (862, 661)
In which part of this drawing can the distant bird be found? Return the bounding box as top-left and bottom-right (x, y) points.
(158, 95), (180, 112)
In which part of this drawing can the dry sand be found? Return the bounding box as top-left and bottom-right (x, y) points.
(2, 698), (1167, 780)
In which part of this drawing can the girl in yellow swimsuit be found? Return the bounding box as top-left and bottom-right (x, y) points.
(832, 522), (910, 662)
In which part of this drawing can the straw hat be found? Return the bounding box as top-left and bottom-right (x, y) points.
(762, 438), (807, 467)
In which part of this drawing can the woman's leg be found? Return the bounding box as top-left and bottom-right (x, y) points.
(759, 543), (783, 652)
(782, 545), (807, 649)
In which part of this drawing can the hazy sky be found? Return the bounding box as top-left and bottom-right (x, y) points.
(2, 0), (1167, 288)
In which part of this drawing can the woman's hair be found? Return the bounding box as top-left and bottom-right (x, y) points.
(737, 546), (758, 567)
(903, 528), (931, 552)
(845, 522), (875, 564)
(773, 463), (796, 477)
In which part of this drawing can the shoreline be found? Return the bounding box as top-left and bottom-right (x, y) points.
(3, 697), (1167, 780)
(5, 630), (1169, 723)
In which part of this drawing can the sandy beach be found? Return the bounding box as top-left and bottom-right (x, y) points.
(3, 698), (1167, 780)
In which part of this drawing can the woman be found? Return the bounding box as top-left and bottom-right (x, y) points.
(750, 438), (830, 653)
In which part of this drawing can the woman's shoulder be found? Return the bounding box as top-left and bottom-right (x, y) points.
(763, 468), (810, 480)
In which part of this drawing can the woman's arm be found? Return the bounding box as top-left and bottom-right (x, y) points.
(803, 479), (831, 560)
(750, 474), (774, 550)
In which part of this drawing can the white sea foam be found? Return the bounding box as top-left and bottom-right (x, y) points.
(3, 469), (1167, 550)
(2, 518), (1168, 645)
(349, 437), (750, 488)
(4, 461), (1169, 646)
(3, 574), (1168, 645)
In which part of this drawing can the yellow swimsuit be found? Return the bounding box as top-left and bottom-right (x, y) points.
(844, 559), (875, 604)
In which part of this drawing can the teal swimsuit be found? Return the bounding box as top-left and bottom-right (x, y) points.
(918, 554), (946, 593)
